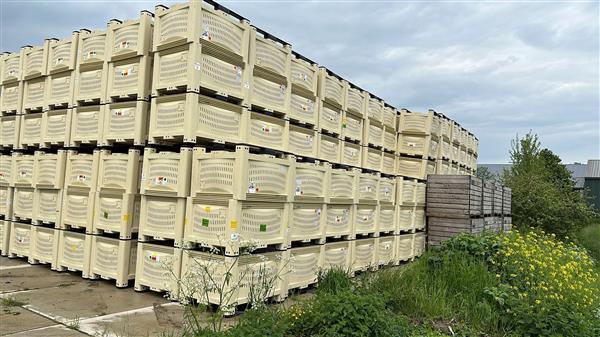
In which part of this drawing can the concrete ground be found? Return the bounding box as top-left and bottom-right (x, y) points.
(0, 256), (185, 337)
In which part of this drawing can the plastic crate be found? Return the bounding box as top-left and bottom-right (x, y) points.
(13, 187), (35, 221)
(89, 236), (137, 287)
(92, 191), (140, 239)
(343, 82), (366, 118)
(339, 140), (362, 168)
(398, 109), (440, 135)
(413, 232), (426, 257)
(451, 143), (460, 162)
(318, 100), (342, 136)
(361, 146), (382, 172)
(68, 105), (103, 146)
(379, 177), (396, 205)
(0, 187), (13, 219)
(0, 220), (10, 255)
(450, 162), (460, 174)
(341, 110), (363, 143)
(352, 238), (376, 272)
(75, 66), (108, 105)
(436, 159), (451, 175)
(397, 133), (438, 159)
(33, 150), (66, 189)
(377, 204), (396, 234)
(383, 127), (396, 153)
(289, 90), (318, 127)
(184, 196), (289, 255)
(191, 146), (295, 202)
(106, 55), (152, 102)
(149, 93), (247, 145)
(21, 42), (49, 79)
(42, 109), (71, 147)
(141, 147), (192, 198)
(440, 116), (452, 140)
(0, 115), (21, 148)
(1, 52), (22, 83)
(139, 195), (186, 245)
(134, 243), (182, 295)
(18, 113), (43, 148)
(0, 81), (22, 115)
(363, 118), (383, 148)
(55, 230), (92, 276)
(381, 152), (396, 176)
(11, 152), (35, 187)
(322, 241), (351, 271)
(60, 188), (95, 231)
(153, 1), (250, 57)
(414, 207), (425, 231)
(64, 150), (99, 191)
(44, 71), (75, 110)
(245, 111), (288, 152)
(0, 155), (12, 187)
(47, 32), (79, 74)
(29, 226), (58, 266)
(396, 234), (413, 261)
(317, 68), (344, 108)
(451, 122), (461, 144)
(365, 95), (383, 123)
(288, 203), (326, 244)
(287, 124), (319, 159)
(180, 249), (286, 310)
(293, 161), (330, 203)
(397, 156), (436, 180)
(328, 168), (359, 204)
(354, 204), (377, 236)
(317, 133), (341, 164)
(397, 206), (415, 232)
(382, 104), (397, 131)
(101, 100), (149, 146)
(286, 245), (322, 291)
(9, 222), (31, 258)
(357, 172), (380, 204)
(376, 236), (396, 266)
(325, 203), (354, 239)
(249, 27), (291, 79)
(77, 29), (109, 66)
(290, 52), (318, 96)
(97, 149), (141, 194)
(33, 188), (63, 225)
(438, 138), (451, 159)
(22, 77), (46, 113)
(107, 12), (153, 61)
(459, 146), (468, 165)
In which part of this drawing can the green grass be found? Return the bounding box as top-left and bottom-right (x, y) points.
(576, 223), (600, 263)
(1, 296), (27, 307)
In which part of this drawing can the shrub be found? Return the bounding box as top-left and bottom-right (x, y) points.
(225, 307), (290, 337)
(315, 267), (353, 295)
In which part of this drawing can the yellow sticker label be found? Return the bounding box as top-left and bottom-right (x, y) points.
(230, 220), (238, 230)
(204, 206), (211, 213)
(122, 214), (129, 222)
(71, 244), (77, 252)
(184, 217), (188, 225)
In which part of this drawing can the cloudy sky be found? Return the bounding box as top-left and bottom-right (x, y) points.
(1, 0), (598, 163)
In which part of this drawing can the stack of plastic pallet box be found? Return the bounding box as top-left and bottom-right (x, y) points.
(0, 153), (13, 255)
(1, 51), (23, 149)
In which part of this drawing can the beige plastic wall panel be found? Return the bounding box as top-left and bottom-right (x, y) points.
(1, 53), (22, 83)
(290, 54), (318, 96)
(9, 222), (31, 257)
(44, 71), (75, 109)
(376, 236), (396, 265)
(383, 128), (396, 153)
(397, 156), (430, 180)
(396, 234), (414, 261)
(378, 177), (396, 205)
(354, 204), (377, 235)
(286, 124), (319, 159)
(29, 226), (58, 266)
(106, 55), (152, 101)
(317, 68), (344, 108)
(0, 155), (13, 187)
(377, 204), (396, 233)
(352, 238), (376, 272)
(361, 146), (383, 172)
(33, 188), (63, 225)
(250, 28), (291, 79)
(364, 119), (384, 148)
(343, 83), (366, 118)
(89, 236), (137, 287)
(398, 110), (434, 135)
(436, 159), (451, 175)
(249, 69), (291, 114)
(318, 101), (342, 136)
(33, 150), (66, 189)
(97, 149), (141, 194)
(381, 152), (397, 176)
(56, 230), (91, 275)
(357, 172), (380, 203)
(191, 146), (295, 202)
(47, 32), (79, 74)
(317, 134), (341, 164)
(134, 243), (182, 294)
(180, 249), (285, 308)
(69, 105), (103, 146)
(413, 207), (426, 231)
(288, 203), (325, 243)
(60, 188), (95, 231)
(139, 195), (185, 245)
(0, 187), (13, 218)
(153, 1), (251, 59)
(440, 117), (452, 140)
(77, 29), (109, 67)
(412, 232), (426, 257)
(75, 65), (108, 104)
(286, 245), (323, 290)
(13, 187), (35, 220)
(141, 148), (192, 198)
(382, 105), (397, 130)
(328, 168), (359, 203)
(397, 206), (415, 232)
(325, 203), (354, 238)
(183, 197), (289, 255)
(22, 77), (46, 113)
(21, 43), (49, 79)
(64, 150), (99, 190)
(41, 109), (71, 147)
(322, 241), (351, 271)
(11, 153), (35, 187)
(245, 111), (288, 152)
(107, 12), (153, 61)
(0, 115), (21, 148)
(0, 82), (23, 115)
(339, 141), (362, 168)
(294, 161), (330, 203)
(92, 191), (140, 239)
(0, 220), (10, 254)
(288, 90), (318, 127)
(341, 110), (363, 143)
(365, 96), (384, 123)
(101, 100), (149, 146)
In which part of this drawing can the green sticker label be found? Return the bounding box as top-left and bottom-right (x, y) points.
(259, 224), (267, 232)
(103, 211), (109, 219)
(202, 218), (209, 227)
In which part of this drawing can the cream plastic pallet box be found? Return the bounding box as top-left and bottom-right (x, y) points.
(0, 115), (21, 148)
(286, 245), (322, 291)
(288, 203), (326, 244)
(352, 238), (376, 272)
(29, 226), (58, 267)
(135, 243), (182, 295)
(293, 161), (330, 204)
(343, 82), (366, 118)
(69, 105), (104, 146)
(56, 230), (92, 277)
(9, 222), (32, 258)
(322, 241), (351, 271)
(287, 124), (319, 159)
(376, 236), (397, 266)
(89, 236), (137, 287)
(396, 234), (414, 261)
(317, 68), (344, 108)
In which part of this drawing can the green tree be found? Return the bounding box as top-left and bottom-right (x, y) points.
(476, 166), (497, 181)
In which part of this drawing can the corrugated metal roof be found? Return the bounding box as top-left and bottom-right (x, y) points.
(585, 160), (600, 178)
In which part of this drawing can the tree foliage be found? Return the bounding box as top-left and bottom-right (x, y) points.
(476, 166), (497, 181)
